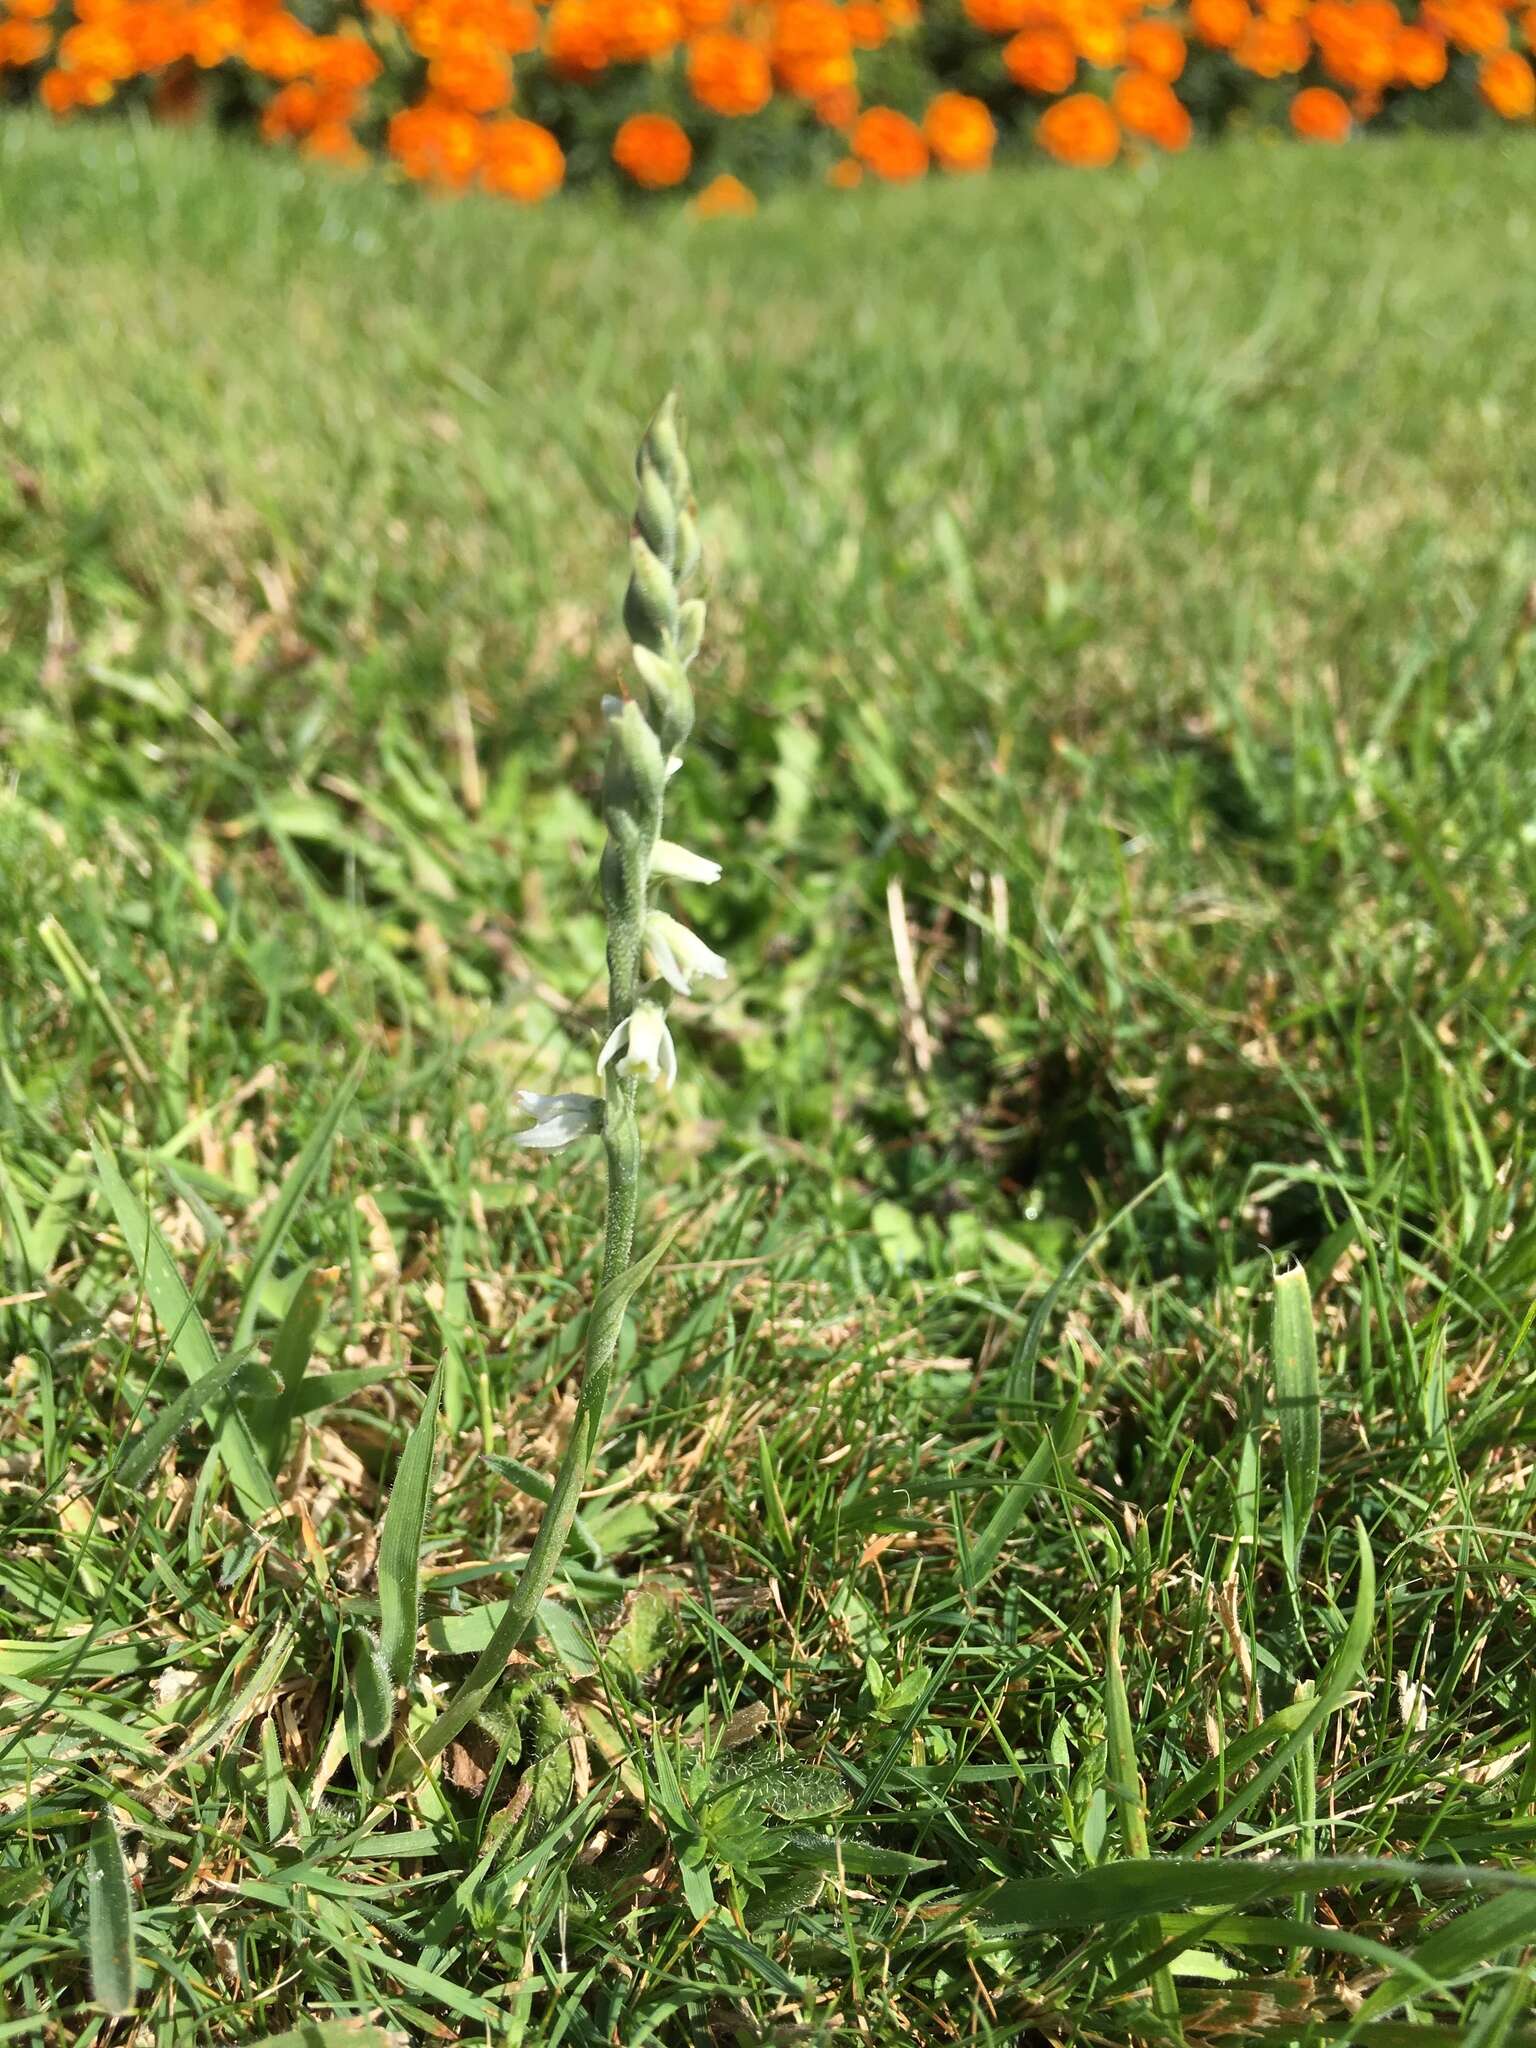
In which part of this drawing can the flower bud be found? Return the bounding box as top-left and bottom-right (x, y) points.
(603, 700), (665, 853)
(634, 454), (677, 570)
(675, 509), (701, 590)
(632, 643), (695, 757)
(676, 599), (706, 668)
(639, 392), (690, 504)
(623, 535), (678, 655)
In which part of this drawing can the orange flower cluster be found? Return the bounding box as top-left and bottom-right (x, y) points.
(4, 0), (1534, 200)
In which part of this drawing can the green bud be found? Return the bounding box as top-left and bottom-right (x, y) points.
(634, 455), (677, 571)
(631, 643), (694, 756)
(675, 510), (701, 589)
(603, 699), (665, 853)
(676, 598), (706, 668)
(640, 392), (690, 504)
(623, 535), (678, 654)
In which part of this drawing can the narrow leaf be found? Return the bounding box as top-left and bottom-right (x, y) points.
(1103, 1589), (1181, 2024)
(1272, 1262), (1321, 1570)
(85, 1811), (136, 2016)
(968, 1393), (1081, 1587)
(350, 1626), (396, 1748)
(88, 1130), (277, 1523)
(378, 1359), (445, 1688)
(115, 1348), (261, 1494)
(232, 1056), (362, 1350)
(256, 1263), (329, 1469)
(1184, 1520), (1374, 1856)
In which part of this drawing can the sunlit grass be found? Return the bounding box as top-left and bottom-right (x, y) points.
(3, 117), (1536, 2043)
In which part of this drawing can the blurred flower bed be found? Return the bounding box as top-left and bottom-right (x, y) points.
(1, 0), (1532, 204)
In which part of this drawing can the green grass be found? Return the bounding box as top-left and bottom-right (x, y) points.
(3, 112), (1536, 2043)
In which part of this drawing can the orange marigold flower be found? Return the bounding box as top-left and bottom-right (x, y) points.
(692, 170), (757, 214)
(261, 77), (320, 138)
(1522, 7), (1536, 52)
(603, 0), (682, 60)
(303, 120), (368, 167)
(1190, 0), (1249, 45)
(827, 153), (863, 185)
(612, 110), (692, 186)
(389, 96), (483, 182)
(923, 89), (996, 170)
(1289, 80), (1350, 135)
(546, 0), (608, 76)
(481, 115), (565, 199)
(964, 0), (1035, 31)
(429, 45), (511, 110)
(814, 81), (859, 124)
(39, 64), (84, 109)
(241, 13), (314, 76)
(1423, 0), (1504, 51)
(1310, 2), (1395, 86)
(184, 0), (245, 66)
(1392, 22), (1445, 82)
(1235, 16), (1308, 70)
(880, 0), (920, 25)
(1004, 23), (1077, 90)
(60, 20), (136, 76)
(0, 18), (49, 62)
(1480, 45), (1535, 112)
(687, 31), (772, 115)
(852, 104), (929, 179)
(484, 0), (539, 52)
(1111, 67), (1190, 144)
(679, 0), (732, 25)
(770, 0), (853, 96)
(8, 0), (57, 22)
(1063, 0), (1127, 64)
(1125, 18), (1187, 75)
(1037, 90), (1119, 162)
(845, 0), (888, 43)
(310, 31), (383, 88)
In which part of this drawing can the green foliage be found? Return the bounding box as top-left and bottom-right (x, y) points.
(83, 1811), (136, 2017)
(4, 122), (1536, 2045)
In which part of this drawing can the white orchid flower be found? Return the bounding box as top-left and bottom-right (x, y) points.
(650, 838), (722, 885)
(597, 999), (678, 1091)
(512, 1091), (606, 1151)
(644, 911), (728, 996)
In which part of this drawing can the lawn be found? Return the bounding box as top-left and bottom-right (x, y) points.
(3, 115), (1536, 2044)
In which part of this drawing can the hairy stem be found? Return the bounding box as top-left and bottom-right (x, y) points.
(388, 1109), (640, 1786)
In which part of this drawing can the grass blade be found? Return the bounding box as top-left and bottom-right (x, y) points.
(1272, 1261), (1321, 1574)
(350, 1626), (396, 1747)
(231, 1056), (362, 1350)
(1183, 1520), (1374, 1857)
(114, 1348), (262, 1494)
(255, 1263), (329, 1470)
(84, 1811), (136, 2016)
(1104, 1588), (1182, 2029)
(378, 1358), (445, 1688)
(88, 1129), (278, 1523)
(977, 1855), (1536, 1937)
(968, 1391), (1081, 1588)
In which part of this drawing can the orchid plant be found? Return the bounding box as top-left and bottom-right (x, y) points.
(395, 393), (719, 1782)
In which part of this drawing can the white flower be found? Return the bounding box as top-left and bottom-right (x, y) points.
(512, 1091), (605, 1152)
(650, 839), (722, 885)
(597, 1000), (677, 1090)
(644, 911), (728, 996)
(666, 756), (684, 781)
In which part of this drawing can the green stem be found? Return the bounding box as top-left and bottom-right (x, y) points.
(386, 1094), (640, 1789)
